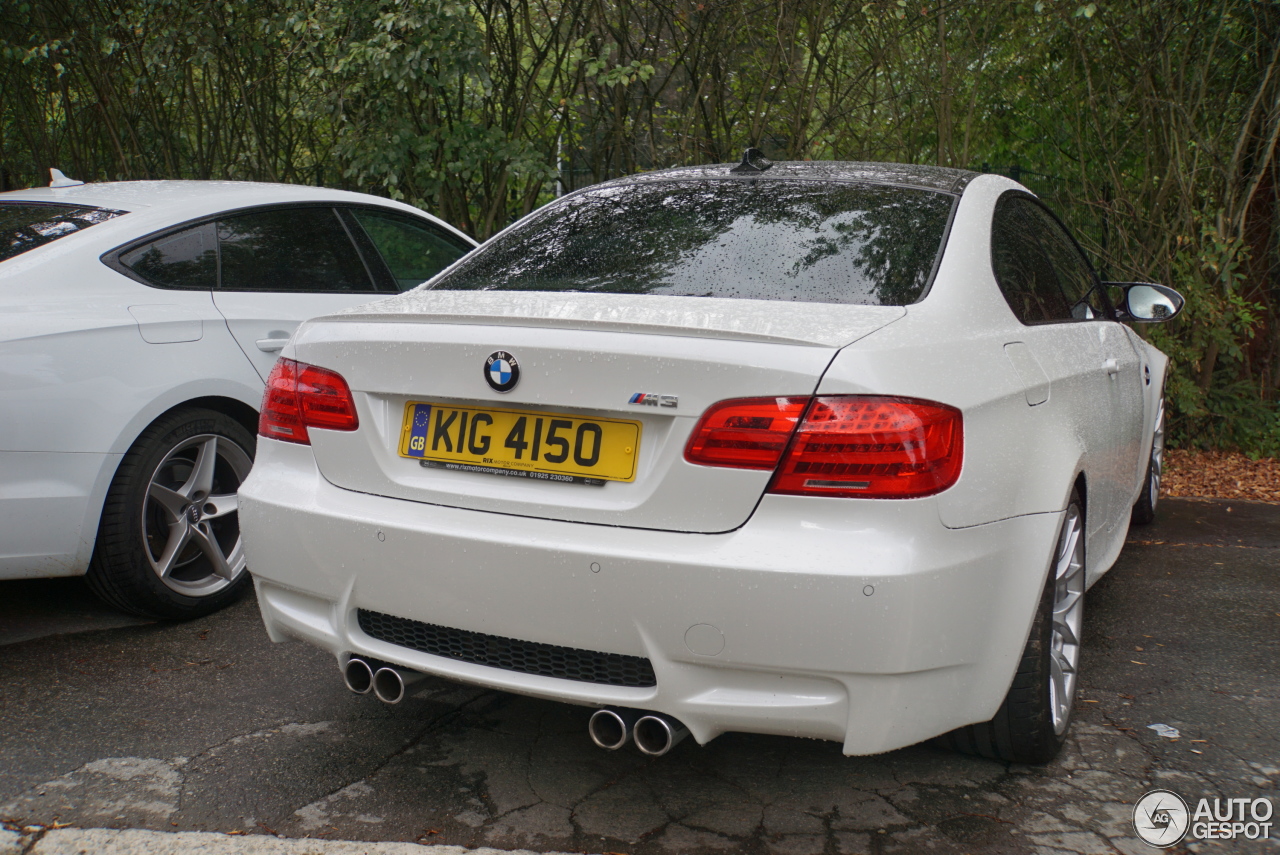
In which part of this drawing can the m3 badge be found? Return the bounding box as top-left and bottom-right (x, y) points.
(628, 393), (677, 408)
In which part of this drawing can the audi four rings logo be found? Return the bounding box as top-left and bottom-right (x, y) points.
(484, 351), (519, 392)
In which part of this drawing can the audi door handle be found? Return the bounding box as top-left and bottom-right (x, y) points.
(256, 336), (290, 353)
(1103, 358), (1119, 376)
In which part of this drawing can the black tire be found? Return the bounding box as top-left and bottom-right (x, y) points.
(1130, 396), (1165, 526)
(86, 408), (256, 619)
(940, 491), (1085, 764)
(1129, 460), (1157, 526)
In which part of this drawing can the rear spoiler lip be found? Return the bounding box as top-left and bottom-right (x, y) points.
(311, 292), (908, 348)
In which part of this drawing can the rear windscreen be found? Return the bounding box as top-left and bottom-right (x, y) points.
(0, 203), (124, 262)
(430, 180), (954, 305)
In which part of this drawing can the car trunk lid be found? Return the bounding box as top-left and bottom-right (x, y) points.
(294, 292), (904, 533)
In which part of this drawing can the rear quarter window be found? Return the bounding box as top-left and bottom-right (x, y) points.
(119, 222), (218, 290)
(0, 203), (125, 262)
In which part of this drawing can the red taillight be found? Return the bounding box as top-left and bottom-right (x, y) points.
(685, 395), (963, 499)
(684, 397), (811, 469)
(770, 396), (962, 498)
(259, 358), (359, 444)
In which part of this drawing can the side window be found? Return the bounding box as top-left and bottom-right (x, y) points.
(991, 196), (1073, 323)
(119, 222), (217, 290)
(347, 208), (471, 291)
(218, 207), (377, 293)
(1029, 205), (1103, 319)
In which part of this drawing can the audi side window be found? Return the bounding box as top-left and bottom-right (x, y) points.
(217, 207), (376, 293)
(346, 208), (471, 291)
(119, 222), (218, 290)
(991, 196), (1074, 323)
(1028, 204), (1105, 320)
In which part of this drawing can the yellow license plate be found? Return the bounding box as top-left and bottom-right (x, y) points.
(398, 402), (640, 484)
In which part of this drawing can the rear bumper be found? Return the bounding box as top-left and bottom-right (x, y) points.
(240, 439), (1061, 755)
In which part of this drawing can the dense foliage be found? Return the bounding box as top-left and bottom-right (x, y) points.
(2, 0), (1277, 453)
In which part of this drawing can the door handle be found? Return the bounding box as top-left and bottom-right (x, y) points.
(256, 336), (290, 353)
(1103, 358), (1119, 376)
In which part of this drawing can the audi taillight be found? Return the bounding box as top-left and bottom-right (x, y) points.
(686, 395), (962, 499)
(683, 397), (811, 468)
(259, 358), (359, 444)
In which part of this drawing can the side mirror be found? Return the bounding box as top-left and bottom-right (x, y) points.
(1105, 282), (1184, 323)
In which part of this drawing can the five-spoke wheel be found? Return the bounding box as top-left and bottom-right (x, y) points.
(1049, 502), (1085, 735)
(143, 433), (252, 597)
(87, 408), (255, 619)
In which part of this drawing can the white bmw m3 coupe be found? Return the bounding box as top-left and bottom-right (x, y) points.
(238, 156), (1182, 763)
(0, 174), (475, 619)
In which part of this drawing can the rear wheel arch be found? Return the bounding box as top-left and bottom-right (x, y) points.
(183, 396), (260, 439)
(89, 393), (261, 531)
(1073, 472), (1088, 525)
(78, 392), (261, 615)
(71, 391), (262, 574)
(941, 484), (1086, 762)
(87, 403), (258, 618)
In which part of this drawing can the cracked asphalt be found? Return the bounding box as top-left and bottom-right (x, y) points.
(0, 497), (1276, 855)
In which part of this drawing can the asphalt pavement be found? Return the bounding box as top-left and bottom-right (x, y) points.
(0, 497), (1276, 855)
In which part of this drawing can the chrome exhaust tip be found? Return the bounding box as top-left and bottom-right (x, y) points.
(372, 666), (425, 704)
(633, 713), (690, 756)
(343, 657), (373, 694)
(588, 708), (639, 750)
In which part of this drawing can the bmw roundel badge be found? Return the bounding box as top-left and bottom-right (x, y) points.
(484, 350), (520, 392)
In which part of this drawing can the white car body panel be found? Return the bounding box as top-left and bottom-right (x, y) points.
(332, 289), (907, 347)
(291, 301), (898, 532)
(0, 450), (119, 578)
(812, 175), (1156, 583)
(213, 290), (399, 382)
(0, 278), (262, 576)
(244, 439), (1062, 754)
(237, 167), (1169, 754)
(0, 180), (476, 580)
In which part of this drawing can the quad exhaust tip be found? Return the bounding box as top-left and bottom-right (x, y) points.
(343, 657), (373, 694)
(343, 657), (425, 703)
(588, 708), (639, 750)
(589, 709), (690, 756)
(372, 666), (425, 704)
(633, 713), (690, 756)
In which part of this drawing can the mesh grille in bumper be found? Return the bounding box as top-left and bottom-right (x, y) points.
(356, 609), (657, 688)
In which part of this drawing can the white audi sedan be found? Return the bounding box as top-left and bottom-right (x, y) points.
(0, 174), (475, 619)
(238, 158), (1181, 763)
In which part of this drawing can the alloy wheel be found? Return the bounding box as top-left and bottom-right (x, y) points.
(1148, 398), (1165, 511)
(141, 434), (252, 596)
(1049, 504), (1085, 734)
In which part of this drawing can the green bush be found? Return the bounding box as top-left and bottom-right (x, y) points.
(1146, 220), (1279, 458)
